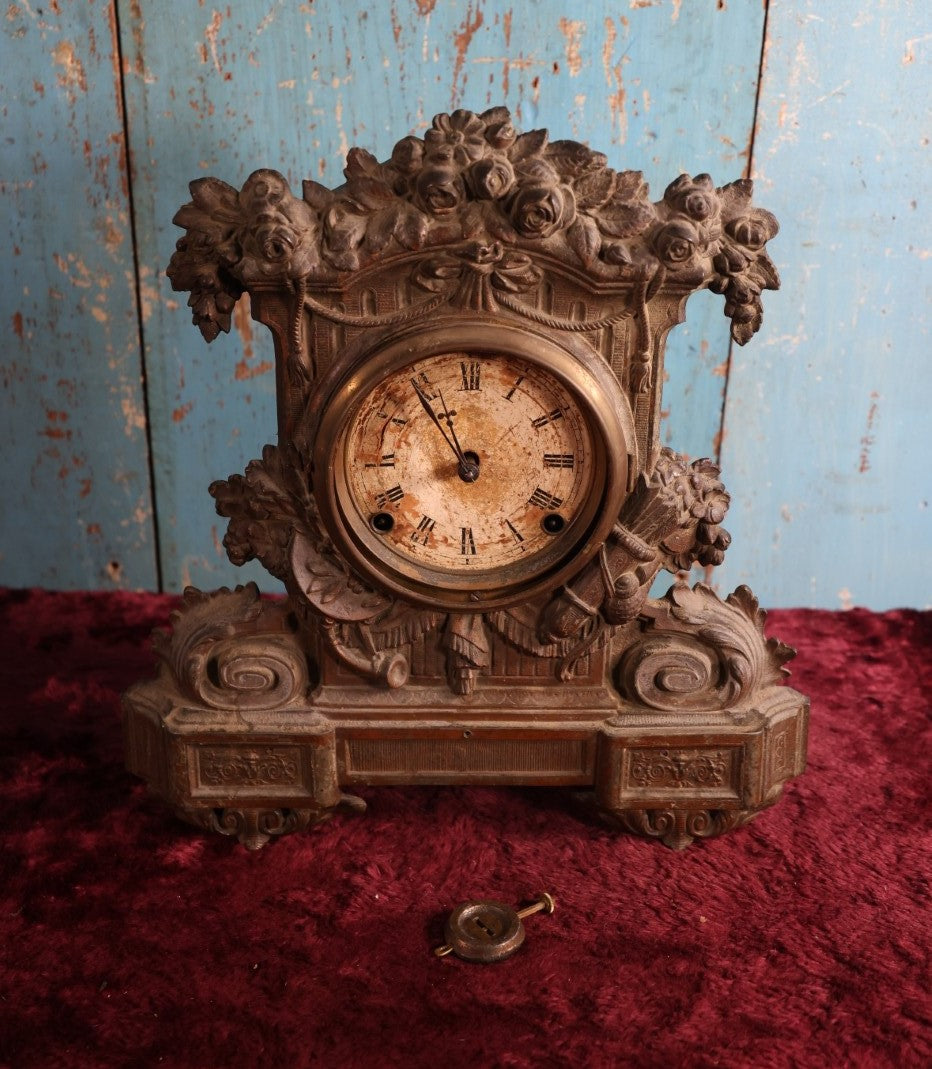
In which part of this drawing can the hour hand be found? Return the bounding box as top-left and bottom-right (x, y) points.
(410, 378), (479, 482)
(437, 389), (479, 482)
(411, 377), (457, 447)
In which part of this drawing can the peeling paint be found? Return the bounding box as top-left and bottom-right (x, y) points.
(602, 18), (628, 144)
(558, 17), (584, 77)
(858, 391), (880, 473)
(254, 5), (279, 35)
(137, 265), (161, 323)
(902, 33), (931, 65)
(121, 394), (147, 437)
(232, 297), (274, 380)
(52, 39), (88, 96)
(235, 359), (273, 381)
(203, 9), (226, 77)
(53, 252), (94, 289)
(451, 2), (484, 108)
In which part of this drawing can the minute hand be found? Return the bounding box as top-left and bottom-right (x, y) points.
(411, 378), (461, 459)
(411, 379), (479, 482)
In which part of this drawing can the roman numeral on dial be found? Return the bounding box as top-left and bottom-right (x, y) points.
(375, 485), (404, 507)
(528, 487), (564, 509)
(460, 527), (477, 555)
(411, 374), (436, 400)
(366, 453), (396, 468)
(505, 519), (525, 544)
(531, 408), (564, 429)
(410, 515), (436, 545)
(460, 361), (481, 391)
(543, 453), (574, 468)
(504, 376), (525, 401)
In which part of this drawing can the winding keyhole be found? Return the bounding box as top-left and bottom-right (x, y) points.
(473, 916), (498, 940)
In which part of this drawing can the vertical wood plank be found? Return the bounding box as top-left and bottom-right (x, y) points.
(716, 0), (931, 609)
(119, 0), (765, 591)
(0, 1), (157, 590)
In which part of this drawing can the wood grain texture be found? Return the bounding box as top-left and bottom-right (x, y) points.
(0, 1), (156, 590)
(2, 0), (926, 607)
(118, 0), (764, 592)
(715, 0), (931, 609)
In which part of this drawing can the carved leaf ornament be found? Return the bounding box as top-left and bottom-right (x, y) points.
(618, 583), (796, 711)
(168, 107), (779, 346)
(153, 584), (309, 710)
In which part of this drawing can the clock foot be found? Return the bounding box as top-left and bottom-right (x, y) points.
(174, 796), (366, 851)
(595, 803), (764, 851)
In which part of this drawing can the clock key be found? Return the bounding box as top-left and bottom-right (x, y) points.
(434, 893), (556, 963)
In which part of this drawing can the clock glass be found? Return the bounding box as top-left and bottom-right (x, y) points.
(343, 352), (597, 576)
(310, 321), (631, 610)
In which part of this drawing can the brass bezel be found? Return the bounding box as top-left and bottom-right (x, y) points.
(307, 316), (634, 611)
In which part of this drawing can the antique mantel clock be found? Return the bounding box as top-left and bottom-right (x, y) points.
(124, 107), (808, 850)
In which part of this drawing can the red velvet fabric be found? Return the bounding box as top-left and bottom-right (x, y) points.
(1, 588), (929, 1068)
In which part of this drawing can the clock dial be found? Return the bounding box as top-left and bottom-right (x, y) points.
(341, 352), (596, 575)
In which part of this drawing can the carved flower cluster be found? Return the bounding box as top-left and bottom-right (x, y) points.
(652, 448), (732, 570)
(167, 106), (780, 345)
(297, 105), (662, 275)
(209, 441), (320, 581)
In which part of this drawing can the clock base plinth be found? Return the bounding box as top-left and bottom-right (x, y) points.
(123, 644), (807, 851)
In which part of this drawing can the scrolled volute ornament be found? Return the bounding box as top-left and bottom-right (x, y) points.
(153, 584), (309, 711)
(617, 582), (796, 711)
(197, 807), (322, 852)
(606, 807), (756, 851)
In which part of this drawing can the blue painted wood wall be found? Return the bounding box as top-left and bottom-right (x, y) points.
(2, 1), (928, 609)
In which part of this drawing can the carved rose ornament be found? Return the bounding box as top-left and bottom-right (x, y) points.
(168, 106), (779, 346)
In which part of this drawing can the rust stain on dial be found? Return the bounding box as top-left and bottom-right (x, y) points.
(344, 352), (595, 573)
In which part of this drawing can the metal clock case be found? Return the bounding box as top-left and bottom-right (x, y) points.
(306, 316), (633, 611)
(124, 107), (808, 851)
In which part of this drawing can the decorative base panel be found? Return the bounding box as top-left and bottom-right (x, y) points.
(123, 680), (808, 850)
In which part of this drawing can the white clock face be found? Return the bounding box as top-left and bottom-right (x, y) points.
(340, 352), (597, 576)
